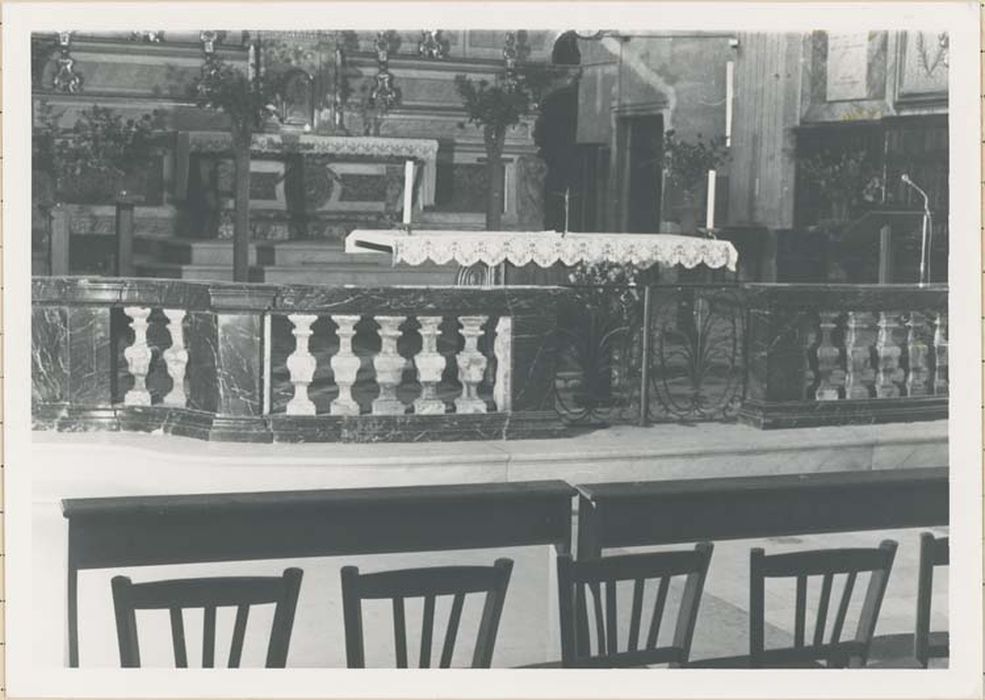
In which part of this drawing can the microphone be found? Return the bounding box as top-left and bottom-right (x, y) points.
(899, 174), (933, 284)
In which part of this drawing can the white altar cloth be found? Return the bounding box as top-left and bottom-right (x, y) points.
(345, 229), (739, 271)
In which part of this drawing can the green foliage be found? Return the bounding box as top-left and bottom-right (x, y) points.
(662, 131), (729, 196)
(33, 101), (163, 203)
(190, 55), (279, 143)
(798, 148), (883, 219)
(454, 64), (560, 144)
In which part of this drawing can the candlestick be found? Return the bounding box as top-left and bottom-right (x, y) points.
(402, 160), (415, 225)
(563, 187), (570, 234)
(706, 169), (717, 231)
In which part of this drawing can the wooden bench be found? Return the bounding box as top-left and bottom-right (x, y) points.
(575, 467), (948, 558)
(62, 480), (577, 667)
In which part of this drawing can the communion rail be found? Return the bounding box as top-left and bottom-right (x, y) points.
(31, 278), (948, 442)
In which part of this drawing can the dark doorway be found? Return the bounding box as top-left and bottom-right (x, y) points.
(618, 115), (664, 233)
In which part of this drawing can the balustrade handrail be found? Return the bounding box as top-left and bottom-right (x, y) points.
(31, 276), (949, 441)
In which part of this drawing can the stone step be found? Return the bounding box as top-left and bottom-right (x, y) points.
(135, 260), (459, 286)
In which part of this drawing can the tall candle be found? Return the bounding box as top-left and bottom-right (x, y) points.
(706, 169), (717, 231)
(725, 60), (734, 147)
(402, 160), (415, 225)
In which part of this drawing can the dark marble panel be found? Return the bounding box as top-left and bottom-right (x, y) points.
(742, 283), (947, 313)
(67, 305), (114, 406)
(503, 410), (571, 440)
(269, 413), (510, 443)
(185, 312), (219, 413)
(32, 306), (69, 404)
(739, 396), (947, 430)
(274, 285), (513, 317)
(117, 406), (221, 442)
(744, 306), (813, 403)
(216, 313), (265, 417)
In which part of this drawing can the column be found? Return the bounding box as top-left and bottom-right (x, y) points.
(162, 309), (189, 407)
(813, 311), (844, 401)
(843, 312), (875, 400)
(875, 312), (903, 398)
(372, 315), (407, 415)
(932, 312), (948, 396)
(285, 314), (319, 415)
(413, 316), (446, 414)
(123, 306), (153, 406)
(493, 316), (512, 412)
(455, 315), (489, 414)
(905, 312), (930, 397)
(330, 315), (362, 416)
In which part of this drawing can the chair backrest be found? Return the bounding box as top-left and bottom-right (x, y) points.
(914, 533), (948, 667)
(340, 558), (513, 668)
(556, 543), (714, 668)
(749, 540), (897, 668)
(111, 568), (303, 668)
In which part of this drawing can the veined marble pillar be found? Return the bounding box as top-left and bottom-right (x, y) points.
(413, 316), (446, 414)
(932, 313), (948, 396)
(844, 312), (875, 400)
(813, 311), (844, 401)
(285, 314), (319, 415)
(905, 312), (930, 397)
(455, 315), (488, 414)
(875, 312), (903, 398)
(330, 315), (362, 416)
(162, 309), (189, 407)
(493, 316), (512, 412)
(123, 306), (153, 406)
(372, 315), (407, 415)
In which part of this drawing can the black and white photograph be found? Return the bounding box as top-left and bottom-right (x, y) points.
(3, 2), (982, 698)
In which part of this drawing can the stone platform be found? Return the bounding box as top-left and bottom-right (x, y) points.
(134, 237), (459, 285)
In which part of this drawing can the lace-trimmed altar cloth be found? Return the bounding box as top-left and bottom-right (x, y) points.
(346, 230), (739, 271)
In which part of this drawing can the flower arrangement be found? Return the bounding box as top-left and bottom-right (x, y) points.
(190, 55), (279, 144)
(33, 101), (163, 204)
(797, 148), (883, 222)
(662, 130), (729, 201)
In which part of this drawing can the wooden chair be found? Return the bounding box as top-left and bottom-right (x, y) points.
(111, 568), (303, 668)
(749, 540), (897, 668)
(914, 533), (948, 667)
(556, 543), (714, 668)
(340, 558), (513, 668)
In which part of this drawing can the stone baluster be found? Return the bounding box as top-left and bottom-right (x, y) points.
(932, 312), (948, 396)
(162, 309), (188, 407)
(123, 306), (153, 406)
(812, 311), (844, 401)
(330, 314), (362, 415)
(413, 316), (446, 414)
(905, 312), (930, 397)
(372, 315), (408, 415)
(875, 312), (903, 398)
(285, 314), (319, 415)
(493, 316), (512, 412)
(843, 311), (875, 400)
(455, 315), (489, 414)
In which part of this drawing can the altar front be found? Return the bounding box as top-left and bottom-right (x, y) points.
(176, 132), (439, 241)
(346, 229), (739, 282)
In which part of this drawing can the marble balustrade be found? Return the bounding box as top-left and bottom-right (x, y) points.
(739, 283), (948, 429)
(31, 277), (570, 443)
(31, 278), (949, 440)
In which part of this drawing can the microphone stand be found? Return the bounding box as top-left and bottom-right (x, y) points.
(901, 174), (933, 285)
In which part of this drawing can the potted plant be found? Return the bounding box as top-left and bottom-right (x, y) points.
(661, 131), (729, 234)
(191, 53), (279, 281)
(454, 39), (561, 231)
(797, 148), (883, 281)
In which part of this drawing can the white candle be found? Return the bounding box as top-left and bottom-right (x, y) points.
(706, 169), (717, 231)
(725, 60), (734, 148)
(402, 160), (415, 225)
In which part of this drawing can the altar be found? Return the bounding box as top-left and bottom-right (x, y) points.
(345, 229), (739, 283)
(176, 131), (439, 241)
